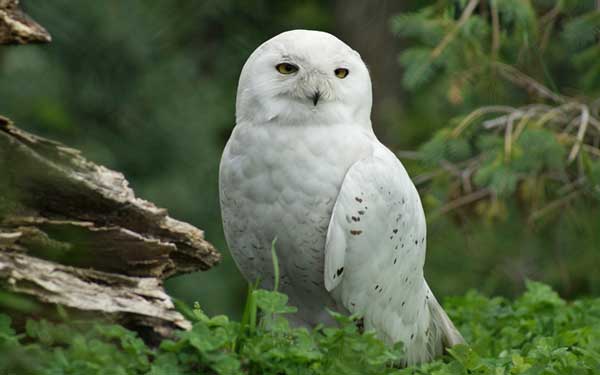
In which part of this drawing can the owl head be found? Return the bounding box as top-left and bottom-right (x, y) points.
(236, 30), (372, 126)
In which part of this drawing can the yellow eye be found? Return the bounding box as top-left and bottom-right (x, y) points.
(334, 68), (349, 79)
(276, 63), (299, 75)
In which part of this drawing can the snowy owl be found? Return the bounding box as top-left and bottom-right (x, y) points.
(219, 29), (464, 365)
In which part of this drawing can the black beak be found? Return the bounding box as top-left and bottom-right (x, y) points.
(312, 91), (321, 106)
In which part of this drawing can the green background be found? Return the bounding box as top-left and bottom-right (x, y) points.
(1, 0), (598, 320)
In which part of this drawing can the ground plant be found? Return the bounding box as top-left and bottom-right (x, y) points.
(1, 282), (599, 374)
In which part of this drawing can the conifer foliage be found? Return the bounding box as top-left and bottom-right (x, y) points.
(391, 0), (600, 296)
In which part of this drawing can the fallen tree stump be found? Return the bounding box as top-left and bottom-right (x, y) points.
(0, 116), (221, 340)
(0, 2), (220, 342)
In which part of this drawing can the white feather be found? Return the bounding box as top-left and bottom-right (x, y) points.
(323, 146), (464, 364)
(219, 29), (463, 364)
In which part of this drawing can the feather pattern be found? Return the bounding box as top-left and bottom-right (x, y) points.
(325, 145), (464, 364)
(219, 29), (463, 366)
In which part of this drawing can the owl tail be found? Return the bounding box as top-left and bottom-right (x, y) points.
(399, 282), (465, 366)
(425, 283), (465, 356)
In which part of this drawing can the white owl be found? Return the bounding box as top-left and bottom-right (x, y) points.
(219, 29), (464, 365)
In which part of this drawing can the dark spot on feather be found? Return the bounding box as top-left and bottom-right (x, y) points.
(358, 210), (365, 215)
(394, 258), (397, 264)
(410, 334), (414, 340)
(350, 230), (362, 235)
(336, 267), (344, 277)
(393, 229), (398, 234)
(355, 197), (363, 203)
(402, 301), (406, 307)
(351, 216), (360, 222)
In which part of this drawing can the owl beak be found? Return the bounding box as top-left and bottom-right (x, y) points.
(311, 91), (321, 106)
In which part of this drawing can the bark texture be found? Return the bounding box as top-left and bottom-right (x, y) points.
(0, 2), (220, 342)
(0, 116), (221, 340)
(0, 0), (51, 44)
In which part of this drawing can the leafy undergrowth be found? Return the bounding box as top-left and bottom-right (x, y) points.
(1, 282), (600, 374)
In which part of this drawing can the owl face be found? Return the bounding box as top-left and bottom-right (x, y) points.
(236, 30), (373, 126)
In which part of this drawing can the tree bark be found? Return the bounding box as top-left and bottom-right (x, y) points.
(0, 0), (51, 44)
(0, 1), (221, 342)
(0, 115), (221, 340)
(333, 0), (405, 136)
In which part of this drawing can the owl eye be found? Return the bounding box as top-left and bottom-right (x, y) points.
(275, 63), (299, 75)
(334, 68), (349, 79)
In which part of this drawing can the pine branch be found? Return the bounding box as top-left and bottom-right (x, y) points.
(494, 63), (567, 104)
(433, 189), (491, 216)
(431, 0), (480, 59)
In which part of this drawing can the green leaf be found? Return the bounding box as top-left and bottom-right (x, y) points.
(474, 161), (519, 196)
(254, 290), (298, 315)
(0, 314), (14, 337)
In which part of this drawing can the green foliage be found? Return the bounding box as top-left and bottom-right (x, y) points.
(397, 0), (600, 214)
(391, 0), (599, 96)
(405, 281), (600, 374)
(562, 11), (600, 91)
(1, 319), (152, 374)
(0, 288), (402, 375)
(393, 1), (600, 299)
(419, 128), (474, 166)
(2, 283), (600, 374)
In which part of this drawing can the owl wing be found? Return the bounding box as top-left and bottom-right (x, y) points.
(324, 144), (449, 363)
(324, 145), (427, 297)
(324, 144), (464, 364)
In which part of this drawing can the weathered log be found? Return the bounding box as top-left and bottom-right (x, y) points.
(0, 251), (191, 338)
(0, 3), (218, 341)
(0, 116), (221, 340)
(0, 117), (220, 277)
(0, 0), (51, 44)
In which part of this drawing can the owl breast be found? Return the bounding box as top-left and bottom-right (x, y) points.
(219, 121), (374, 325)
